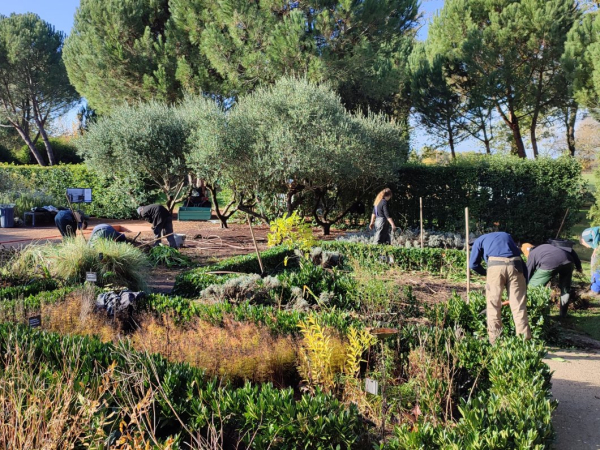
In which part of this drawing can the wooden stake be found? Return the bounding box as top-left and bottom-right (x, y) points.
(247, 214), (265, 275)
(555, 208), (570, 239)
(465, 207), (470, 301)
(420, 197), (424, 249)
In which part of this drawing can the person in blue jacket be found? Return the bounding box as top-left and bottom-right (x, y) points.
(88, 224), (127, 245)
(54, 209), (88, 238)
(580, 227), (600, 294)
(469, 231), (531, 343)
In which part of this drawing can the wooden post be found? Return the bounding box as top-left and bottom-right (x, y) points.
(465, 207), (470, 301)
(420, 197), (424, 249)
(247, 214), (265, 275)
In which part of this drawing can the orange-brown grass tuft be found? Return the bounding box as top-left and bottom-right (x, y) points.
(28, 292), (299, 385)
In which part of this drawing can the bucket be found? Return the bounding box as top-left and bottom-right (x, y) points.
(0, 204), (15, 228)
(173, 233), (186, 248)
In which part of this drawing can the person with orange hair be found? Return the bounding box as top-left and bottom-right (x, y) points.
(369, 188), (397, 245)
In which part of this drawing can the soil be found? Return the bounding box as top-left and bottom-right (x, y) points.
(545, 345), (600, 450)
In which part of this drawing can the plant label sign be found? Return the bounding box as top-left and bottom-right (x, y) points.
(86, 272), (97, 283)
(28, 315), (41, 329)
(365, 378), (379, 395)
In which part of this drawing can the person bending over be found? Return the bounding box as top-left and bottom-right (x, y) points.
(470, 231), (531, 344)
(137, 204), (177, 248)
(54, 209), (88, 238)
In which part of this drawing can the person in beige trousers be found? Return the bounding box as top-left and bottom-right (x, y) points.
(469, 232), (532, 343)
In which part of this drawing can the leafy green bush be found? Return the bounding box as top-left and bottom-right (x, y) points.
(391, 156), (583, 242)
(148, 246), (192, 268)
(0, 279), (58, 300)
(17, 137), (83, 165)
(390, 337), (555, 449)
(0, 164), (149, 219)
(321, 241), (467, 277)
(10, 238), (150, 290)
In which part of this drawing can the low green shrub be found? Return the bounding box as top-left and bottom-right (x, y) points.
(321, 241), (467, 277)
(389, 337), (555, 449)
(0, 279), (59, 300)
(148, 246), (193, 268)
(142, 294), (362, 335)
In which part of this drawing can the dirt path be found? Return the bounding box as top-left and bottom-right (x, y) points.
(545, 347), (600, 450)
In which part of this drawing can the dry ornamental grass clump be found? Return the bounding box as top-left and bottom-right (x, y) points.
(9, 236), (150, 290)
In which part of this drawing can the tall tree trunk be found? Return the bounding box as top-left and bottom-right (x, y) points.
(565, 104), (578, 156)
(508, 111), (527, 158)
(31, 99), (56, 165)
(530, 111), (539, 158)
(447, 118), (456, 159)
(10, 120), (46, 166)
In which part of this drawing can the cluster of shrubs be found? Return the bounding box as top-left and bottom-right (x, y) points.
(337, 228), (480, 249)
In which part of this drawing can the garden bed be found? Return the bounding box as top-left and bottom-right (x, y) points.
(0, 240), (557, 448)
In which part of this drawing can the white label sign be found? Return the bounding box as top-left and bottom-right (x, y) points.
(365, 378), (379, 395)
(85, 272), (97, 282)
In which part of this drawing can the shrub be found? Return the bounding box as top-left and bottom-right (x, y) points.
(391, 156), (584, 242)
(16, 137), (83, 165)
(10, 237), (150, 290)
(0, 164), (149, 219)
(267, 211), (316, 251)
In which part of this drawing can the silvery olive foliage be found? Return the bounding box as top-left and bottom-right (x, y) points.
(337, 228), (481, 249)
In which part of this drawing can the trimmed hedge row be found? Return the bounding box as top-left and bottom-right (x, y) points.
(142, 294), (362, 335)
(0, 164), (149, 219)
(0, 323), (367, 448)
(391, 156), (584, 243)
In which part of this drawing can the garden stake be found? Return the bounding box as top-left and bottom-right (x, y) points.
(555, 208), (570, 239)
(247, 214), (265, 275)
(420, 197), (424, 249)
(465, 207), (470, 301)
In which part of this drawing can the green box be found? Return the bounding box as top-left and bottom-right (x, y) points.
(178, 206), (212, 221)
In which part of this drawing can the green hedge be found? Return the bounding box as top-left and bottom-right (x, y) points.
(0, 164), (149, 219)
(0, 324), (367, 448)
(391, 156), (584, 243)
(321, 241), (467, 277)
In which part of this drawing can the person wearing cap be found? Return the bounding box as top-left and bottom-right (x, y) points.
(54, 209), (88, 238)
(522, 242), (582, 318)
(88, 224), (128, 246)
(580, 227), (600, 295)
(469, 231), (531, 343)
(137, 204), (177, 248)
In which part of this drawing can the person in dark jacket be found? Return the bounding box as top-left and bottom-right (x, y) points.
(522, 242), (582, 317)
(54, 209), (88, 238)
(137, 204), (177, 248)
(88, 224), (128, 245)
(368, 188), (397, 245)
(469, 232), (531, 343)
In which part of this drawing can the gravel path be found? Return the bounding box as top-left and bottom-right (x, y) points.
(545, 348), (600, 449)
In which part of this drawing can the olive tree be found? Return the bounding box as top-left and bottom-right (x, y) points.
(225, 77), (408, 234)
(78, 101), (192, 211)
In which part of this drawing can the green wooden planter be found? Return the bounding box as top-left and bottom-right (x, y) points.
(178, 206), (212, 221)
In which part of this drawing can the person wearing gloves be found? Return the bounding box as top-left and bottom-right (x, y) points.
(521, 242), (582, 318)
(137, 204), (177, 248)
(54, 209), (88, 238)
(369, 188), (397, 245)
(469, 231), (531, 344)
